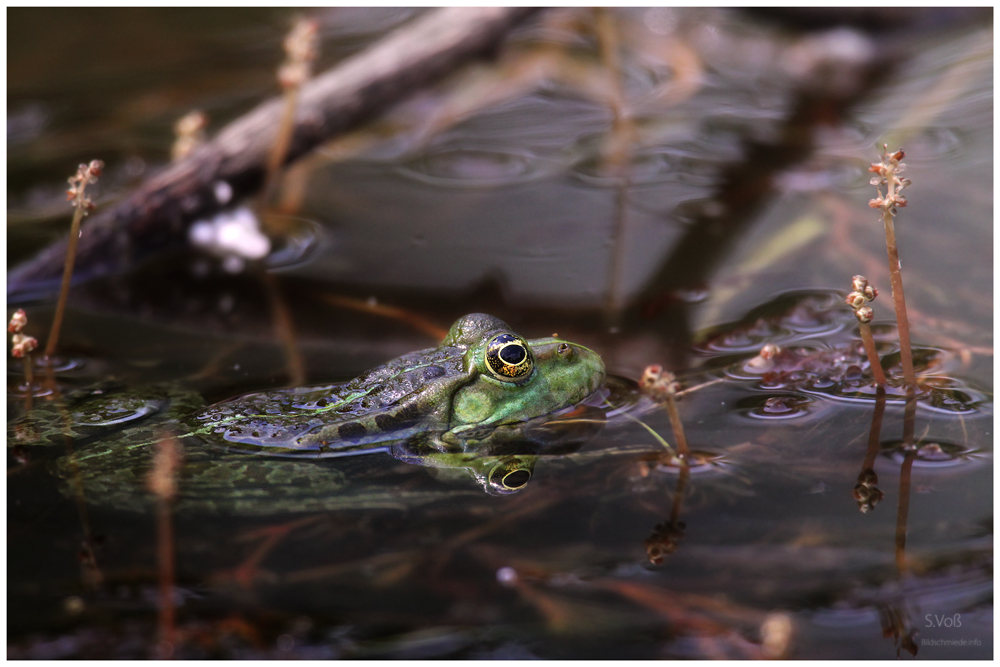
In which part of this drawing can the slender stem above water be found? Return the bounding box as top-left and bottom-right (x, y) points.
(664, 393), (690, 462)
(44, 206), (84, 360)
(858, 321), (887, 389)
(22, 356), (34, 412)
(882, 213), (916, 389)
(46, 160), (103, 360)
(869, 147), (916, 390)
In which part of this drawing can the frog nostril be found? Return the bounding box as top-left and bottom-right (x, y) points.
(558, 343), (572, 358)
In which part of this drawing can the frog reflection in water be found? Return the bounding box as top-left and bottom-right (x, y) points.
(16, 314), (607, 510)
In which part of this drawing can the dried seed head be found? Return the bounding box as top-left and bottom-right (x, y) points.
(172, 110), (208, 161)
(279, 18), (319, 89)
(849, 276), (877, 301)
(66, 159), (103, 215)
(11, 333), (38, 358)
(174, 110), (207, 137)
(8, 309), (28, 334)
(284, 18), (319, 64)
(759, 343), (782, 360)
(644, 520), (685, 564)
(857, 468), (878, 486)
(639, 364), (680, 403)
(871, 145), (908, 206)
(845, 291), (866, 310)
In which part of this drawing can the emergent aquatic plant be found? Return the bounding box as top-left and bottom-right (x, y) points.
(264, 16), (319, 204)
(638, 364), (690, 462)
(868, 146), (915, 390)
(9, 309), (38, 410)
(45, 160), (103, 361)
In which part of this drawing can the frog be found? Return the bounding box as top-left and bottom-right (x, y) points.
(9, 314), (608, 512)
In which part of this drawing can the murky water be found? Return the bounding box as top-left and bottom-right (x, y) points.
(7, 8), (992, 659)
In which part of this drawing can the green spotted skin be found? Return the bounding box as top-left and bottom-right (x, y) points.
(9, 314), (606, 512)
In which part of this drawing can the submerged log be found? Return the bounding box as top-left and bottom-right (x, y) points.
(9, 7), (539, 302)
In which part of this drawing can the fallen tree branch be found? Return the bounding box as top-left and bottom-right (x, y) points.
(9, 7), (539, 302)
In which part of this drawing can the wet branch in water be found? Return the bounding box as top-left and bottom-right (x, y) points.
(8, 8), (540, 300)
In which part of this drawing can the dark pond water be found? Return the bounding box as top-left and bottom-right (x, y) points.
(7, 8), (993, 659)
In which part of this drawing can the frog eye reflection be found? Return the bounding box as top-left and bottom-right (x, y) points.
(485, 333), (533, 382)
(489, 462), (532, 494)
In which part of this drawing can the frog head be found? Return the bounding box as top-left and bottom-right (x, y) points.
(440, 314), (606, 440)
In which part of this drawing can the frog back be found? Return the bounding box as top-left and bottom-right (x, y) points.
(187, 345), (471, 455)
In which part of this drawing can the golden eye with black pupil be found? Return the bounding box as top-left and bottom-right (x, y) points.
(485, 333), (533, 382)
(489, 461), (531, 493)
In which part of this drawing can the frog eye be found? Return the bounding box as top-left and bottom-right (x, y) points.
(488, 460), (532, 494)
(484, 333), (533, 383)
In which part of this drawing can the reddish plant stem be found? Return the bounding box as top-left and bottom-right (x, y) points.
(149, 435), (182, 657)
(858, 321), (887, 388)
(595, 8), (635, 325)
(664, 393), (690, 462)
(257, 19), (317, 385)
(43, 205), (85, 360)
(895, 449), (915, 575)
(262, 270), (306, 387)
(61, 427), (103, 589)
(894, 393), (917, 575)
(882, 208), (916, 390)
(263, 85), (301, 206)
(861, 390), (886, 473)
(669, 464), (690, 527)
(22, 355), (34, 412)
(156, 495), (176, 655)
